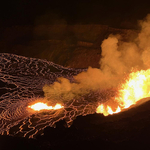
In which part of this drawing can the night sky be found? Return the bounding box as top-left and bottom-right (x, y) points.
(1, 0), (150, 28)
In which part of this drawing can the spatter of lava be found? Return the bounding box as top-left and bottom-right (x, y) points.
(97, 69), (150, 116)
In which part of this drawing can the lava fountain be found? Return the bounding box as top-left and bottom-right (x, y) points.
(97, 68), (150, 116)
(28, 102), (64, 111)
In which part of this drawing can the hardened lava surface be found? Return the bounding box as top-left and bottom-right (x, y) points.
(0, 53), (100, 138)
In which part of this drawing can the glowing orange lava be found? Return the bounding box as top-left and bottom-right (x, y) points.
(28, 102), (64, 111)
(97, 69), (150, 116)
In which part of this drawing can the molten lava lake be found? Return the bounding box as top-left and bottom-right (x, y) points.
(1, 53), (150, 142)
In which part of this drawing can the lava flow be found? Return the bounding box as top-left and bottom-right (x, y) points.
(28, 102), (64, 111)
(97, 69), (150, 116)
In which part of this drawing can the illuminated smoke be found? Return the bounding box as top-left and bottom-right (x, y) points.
(1, 14), (150, 138)
(0, 53), (94, 138)
(43, 14), (150, 105)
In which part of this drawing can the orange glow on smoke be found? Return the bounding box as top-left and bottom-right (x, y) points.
(97, 69), (150, 116)
(28, 102), (64, 111)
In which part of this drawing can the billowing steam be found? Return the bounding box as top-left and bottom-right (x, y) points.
(43, 14), (150, 105)
(2, 14), (150, 138)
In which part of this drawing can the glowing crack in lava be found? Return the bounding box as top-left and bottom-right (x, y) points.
(0, 53), (94, 138)
(2, 14), (150, 138)
(28, 102), (64, 111)
(97, 69), (150, 116)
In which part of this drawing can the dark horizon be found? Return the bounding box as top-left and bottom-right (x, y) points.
(1, 0), (150, 28)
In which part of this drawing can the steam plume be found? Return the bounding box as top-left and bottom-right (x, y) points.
(43, 14), (150, 104)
